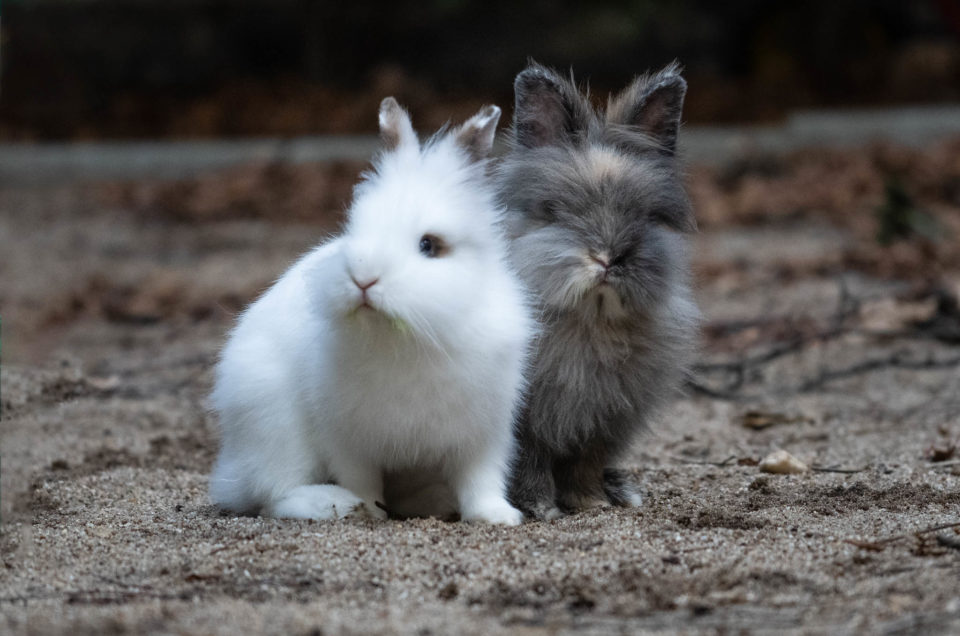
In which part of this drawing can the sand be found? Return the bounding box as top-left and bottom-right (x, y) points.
(2, 145), (960, 634)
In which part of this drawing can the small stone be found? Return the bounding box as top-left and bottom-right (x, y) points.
(758, 450), (809, 474)
(90, 526), (113, 538)
(86, 375), (121, 391)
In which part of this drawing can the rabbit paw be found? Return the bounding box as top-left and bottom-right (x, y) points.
(267, 484), (372, 520)
(557, 490), (611, 512)
(603, 469), (643, 507)
(462, 498), (523, 526)
(511, 496), (564, 521)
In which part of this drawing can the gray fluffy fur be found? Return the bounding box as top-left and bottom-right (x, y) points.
(498, 62), (700, 520)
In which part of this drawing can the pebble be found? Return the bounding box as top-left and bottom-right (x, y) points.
(759, 450), (809, 474)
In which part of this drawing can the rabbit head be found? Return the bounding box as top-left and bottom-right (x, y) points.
(311, 98), (508, 346)
(499, 62), (696, 322)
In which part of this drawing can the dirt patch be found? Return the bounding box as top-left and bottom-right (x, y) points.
(744, 480), (960, 515)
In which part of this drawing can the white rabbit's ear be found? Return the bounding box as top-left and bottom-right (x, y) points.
(379, 97), (418, 151)
(455, 105), (501, 161)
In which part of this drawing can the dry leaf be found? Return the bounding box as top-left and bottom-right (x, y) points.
(926, 443), (957, 462)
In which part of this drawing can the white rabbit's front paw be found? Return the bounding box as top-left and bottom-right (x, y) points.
(267, 484), (370, 520)
(462, 497), (523, 526)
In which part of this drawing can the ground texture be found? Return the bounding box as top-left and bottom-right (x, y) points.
(2, 140), (960, 634)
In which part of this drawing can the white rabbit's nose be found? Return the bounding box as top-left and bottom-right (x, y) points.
(351, 276), (379, 291)
(344, 242), (383, 288)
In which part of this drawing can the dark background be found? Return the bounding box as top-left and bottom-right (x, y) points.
(3, 0), (960, 140)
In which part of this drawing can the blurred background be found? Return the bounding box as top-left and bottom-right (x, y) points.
(3, 0), (960, 139)
(1, 0), (959, 361)
(2, 0), (960, 363)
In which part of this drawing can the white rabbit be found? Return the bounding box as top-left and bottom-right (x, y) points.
(208, 98), (532, 525)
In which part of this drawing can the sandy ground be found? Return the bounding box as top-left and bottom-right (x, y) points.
(2, 143), (960, 634)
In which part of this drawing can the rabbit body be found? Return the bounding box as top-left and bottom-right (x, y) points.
(499, 63), (700, 520)
(209, 100), (530, 525)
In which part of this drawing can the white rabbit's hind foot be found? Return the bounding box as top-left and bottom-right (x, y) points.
(266, 484), (373, 520)
(461, 497), (523, 526)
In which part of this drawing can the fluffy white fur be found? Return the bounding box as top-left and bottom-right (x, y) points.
(208, 99), (532, 525)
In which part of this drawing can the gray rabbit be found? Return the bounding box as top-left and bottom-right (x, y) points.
(498, 62), (699, 520)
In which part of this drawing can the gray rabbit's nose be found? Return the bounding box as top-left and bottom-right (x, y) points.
(589, 252), (610, 270)
(352, 277), (379, 291)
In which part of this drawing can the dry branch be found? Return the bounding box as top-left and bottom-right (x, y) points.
(689, 281), (960, 401)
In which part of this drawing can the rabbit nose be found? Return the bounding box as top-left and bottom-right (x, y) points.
(352, 277), (379, 291)
(589, 252), (610, 270)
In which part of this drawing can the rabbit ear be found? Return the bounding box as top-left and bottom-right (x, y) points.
(513, 63), (592, 149)
(607, 62), (686, 155)
(379, 97), (418, 150)
(455, 105), (501, 161)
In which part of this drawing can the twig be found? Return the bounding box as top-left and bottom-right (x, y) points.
(796, 353), (960, 393)
(690, 280), (960, 401)
(691, 353), (960, 401)
(810, 465), (868, 474)
(669, 454), (737, 467)
(692, 337), (812, 394)
(686, 380), (753, 401)
(845, 520), (960, 551)
(929, 460), (960, 470)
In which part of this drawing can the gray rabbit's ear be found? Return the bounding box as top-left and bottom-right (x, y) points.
(379, 97), (418, 150)
(607, 62), (686, 155)
(455, 105), (501, 161)
(654, 198), (698, 233)
(513, 63), (591, 149)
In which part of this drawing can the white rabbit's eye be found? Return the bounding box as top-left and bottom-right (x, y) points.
(419, 234), (447, 258)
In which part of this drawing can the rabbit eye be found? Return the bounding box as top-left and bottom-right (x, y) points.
(538, 200), (561, 219)
(611, 247), (634, 267)
(419, 234), (447, 258)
